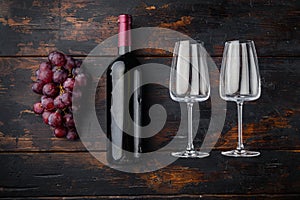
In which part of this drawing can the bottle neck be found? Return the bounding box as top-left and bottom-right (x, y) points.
(118, 15), (132, 55)
(118, 46), (131, 55)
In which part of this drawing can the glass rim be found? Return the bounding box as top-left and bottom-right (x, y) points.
(225, 39), (254, 45)
(175, 39), (204, 46)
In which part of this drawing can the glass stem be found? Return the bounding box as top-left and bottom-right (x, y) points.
(187, 102), (194, 151)
(237, 101), (244, 151)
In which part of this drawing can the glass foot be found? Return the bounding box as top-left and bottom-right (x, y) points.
(221, 149), (260, 157)
(171, 150), (209, 158)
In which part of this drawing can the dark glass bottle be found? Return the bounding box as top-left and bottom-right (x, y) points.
(106, 14), (142, 164)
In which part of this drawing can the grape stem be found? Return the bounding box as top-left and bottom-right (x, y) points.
(59, 85), (65, 95)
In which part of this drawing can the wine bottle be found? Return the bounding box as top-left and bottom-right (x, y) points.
(106, 14), (142, 164)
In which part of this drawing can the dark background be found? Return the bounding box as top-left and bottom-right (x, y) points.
(0, 0), (299, 199)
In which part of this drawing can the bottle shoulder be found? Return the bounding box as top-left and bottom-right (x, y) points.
(107, 52), (140, 73)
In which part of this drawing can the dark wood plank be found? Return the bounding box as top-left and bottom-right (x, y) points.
(0, 0), (299, 199)
(0, 194), (300, 200)
(0, 0), (299, 56)
(0, 150), (299, 197)
(0, 57), (299, 151)
(0, 0), (61, 56)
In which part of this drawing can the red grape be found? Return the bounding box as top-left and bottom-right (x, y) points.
(61, 92), (72, 107)
(41, 97), (55, 111)
(64, 56), (75, 71)
(48, 111), (62, 127)
(63, 113), (75, 128)
(41, 95), (47, 102)
(54, 95), (66, 109)
(35, 69), (40, 77)
(53, 69), (68, 84)
(75, 73), (87, 86)
(54, 127), (67, 138)
(48, 51), (66, 67)
(63, 78), (75, 92)
(43, 83), (58, 97)
(66, 129), (78, 140)
(42, 111), (52, 124)
(39, 62), (52, 71)
(38, 68), (53, 83)
(32, 81), (45, 94)
(33, 102), (44, 114)
(32, 51), (84, 140)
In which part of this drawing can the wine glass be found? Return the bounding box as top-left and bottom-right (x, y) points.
(169, 40), (210, 158)
(219, 40), (261, 157)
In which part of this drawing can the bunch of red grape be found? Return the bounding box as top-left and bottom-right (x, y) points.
(32, 51), (86, 140)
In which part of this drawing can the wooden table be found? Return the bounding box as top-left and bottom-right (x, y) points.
(0, 0), (299, 199)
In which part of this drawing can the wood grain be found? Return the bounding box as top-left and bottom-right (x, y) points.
(0, 0), (299, 199)
(0, 0), (299, 56)
(1, 195), (300, 200)
(0, 195), (300, 199)
(0, 57), (299, 152)
(0, 151), (299, 197)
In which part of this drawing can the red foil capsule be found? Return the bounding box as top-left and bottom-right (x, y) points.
(118, 14), (132, 47)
